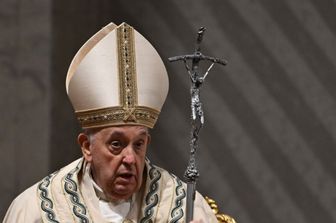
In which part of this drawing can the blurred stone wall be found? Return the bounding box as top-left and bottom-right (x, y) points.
(0, 0), (51, 217)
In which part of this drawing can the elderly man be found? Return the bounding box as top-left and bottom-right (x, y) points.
(3, 22), (217, 223)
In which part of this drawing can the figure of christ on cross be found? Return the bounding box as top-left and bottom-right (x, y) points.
(169, 26), (227, 222)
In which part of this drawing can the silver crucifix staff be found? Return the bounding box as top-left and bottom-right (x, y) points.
(169, 27), (227, 222)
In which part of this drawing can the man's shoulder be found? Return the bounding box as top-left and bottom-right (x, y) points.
(143, 160), (218, 222)
(3, 183), (40, 222)
(3, 158), (83, 222)
(147, 161), (187, 187)
(12, 182), (39, 204)
(15, 157), (82, 200)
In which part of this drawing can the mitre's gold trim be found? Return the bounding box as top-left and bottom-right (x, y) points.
(117, 23), (138, 109)
(76, 106), (159, 129)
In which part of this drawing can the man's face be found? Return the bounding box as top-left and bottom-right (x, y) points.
(79, 125), (150, 201)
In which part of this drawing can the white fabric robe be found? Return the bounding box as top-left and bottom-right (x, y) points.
(3, 158), (217, 223)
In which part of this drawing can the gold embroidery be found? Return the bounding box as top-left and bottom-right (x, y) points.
(123, 108), (136, 122)
(76, 106), (159, 129)
(117, 23), (138, 109)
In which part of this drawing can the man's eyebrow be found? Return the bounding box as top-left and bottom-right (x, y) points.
(139, 129), (149, 135)
(135, 131), (148, 138)
(108, 131), (124, 137)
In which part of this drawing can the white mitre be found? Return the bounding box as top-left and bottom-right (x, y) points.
(66, 22), (169, 129)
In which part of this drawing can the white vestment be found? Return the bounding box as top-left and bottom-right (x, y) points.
(3, 158), (217, 223)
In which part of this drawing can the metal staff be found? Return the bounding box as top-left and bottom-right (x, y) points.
(169, 27), (227, 222)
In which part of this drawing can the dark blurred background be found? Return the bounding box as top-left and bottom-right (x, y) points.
(2, 0), (336, 222)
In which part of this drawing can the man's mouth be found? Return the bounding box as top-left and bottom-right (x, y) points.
(116, 172), (136, 183)
(119, 173), (134, 178)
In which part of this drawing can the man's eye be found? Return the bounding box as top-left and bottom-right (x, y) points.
(135, 140), (145, 149)
(110, 141), (122, 148)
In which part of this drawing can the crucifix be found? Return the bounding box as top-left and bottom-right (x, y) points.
(169, 27), (227, 222)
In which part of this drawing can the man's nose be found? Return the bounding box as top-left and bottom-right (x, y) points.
(122, 145), (136, 165)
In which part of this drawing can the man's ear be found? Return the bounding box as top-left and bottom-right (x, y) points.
(78, 133), (92, 162)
